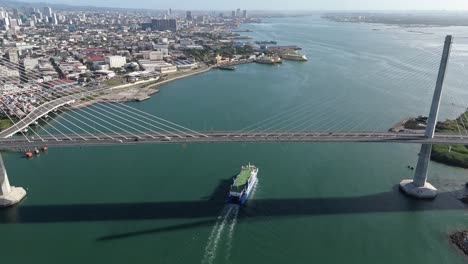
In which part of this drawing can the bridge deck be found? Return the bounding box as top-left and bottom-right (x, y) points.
(1, 131), (467, 150)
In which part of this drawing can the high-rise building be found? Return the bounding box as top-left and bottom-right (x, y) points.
(242, 10), (247, 18)
(143, 19), (177, 31)
(51, 13), (58, 25)
(186, 11), (192, 20)
(8, 18), (18, 29)
(231, 11), (235, 18)
(236, 8), (241, 17)
(168, 8), (172, 15)
(43, 7), (52, 18)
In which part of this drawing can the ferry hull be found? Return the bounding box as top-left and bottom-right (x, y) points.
(227, 176), (257, 205)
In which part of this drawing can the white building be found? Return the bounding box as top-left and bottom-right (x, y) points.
(23, 58), (39, 70)
(138, 60), (177, 73)
(142, 51), (163, 61)
(105, 56), (126, 68)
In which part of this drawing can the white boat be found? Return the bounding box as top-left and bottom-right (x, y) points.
(227, 163), (258, 205)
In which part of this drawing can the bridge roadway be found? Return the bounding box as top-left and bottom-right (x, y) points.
(1, 131), (468, 150)
(0, 96), (77, 138)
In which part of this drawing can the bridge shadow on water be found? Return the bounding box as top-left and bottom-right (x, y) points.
(0, 179), (467, 241)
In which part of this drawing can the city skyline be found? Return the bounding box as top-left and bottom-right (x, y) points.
(18, 0), (468, 11)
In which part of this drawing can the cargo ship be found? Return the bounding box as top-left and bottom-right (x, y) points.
(227, 164), (258, 205)
(281, 53), (308, 61)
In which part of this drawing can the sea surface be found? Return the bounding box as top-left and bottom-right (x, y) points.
(2, 15), (468, 263)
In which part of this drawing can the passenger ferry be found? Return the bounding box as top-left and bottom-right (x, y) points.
(227, 164), (258, 205)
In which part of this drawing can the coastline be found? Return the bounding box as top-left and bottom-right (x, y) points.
(390, 116), (468, 169)
(68, 66), (213, 109)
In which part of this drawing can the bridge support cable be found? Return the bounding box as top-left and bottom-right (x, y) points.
(276, 89), (390, 136)
(0, 107), (31, 142)
(273, 95), (352, 136)
(342, 50), (444, 136)
(0, 59), (168, 138)
(100, 102), (194, 138)
(0, 74), (108, 140)
(243, 94), (346, 136)
(38, 117), (74, 141)
(0, 57), (204, 138)
(232, 94), (334, 136)
(0, 71), (151, 140)
(26, 118), (62, 142)
(438, 45), (468, 138)
(400, 35), (453, 199)
(41, 116), (88, 141)
(37, 110), (103, 141)
(237, 45), (443, 138)
(0, 100), (45, 142)
(354, 44), (444, 104)
(250, 95), (346, 137)
(353, 46), (443, 115)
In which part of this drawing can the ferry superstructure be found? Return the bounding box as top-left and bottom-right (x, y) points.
(227, 164), (258, 205)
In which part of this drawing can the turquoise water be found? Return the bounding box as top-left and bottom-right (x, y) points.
(1, 16), (468, 263)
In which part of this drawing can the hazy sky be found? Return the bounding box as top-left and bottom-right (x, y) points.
(34, 0), (468, 10)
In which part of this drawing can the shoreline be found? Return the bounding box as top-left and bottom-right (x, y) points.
(68, 66), (214, 109)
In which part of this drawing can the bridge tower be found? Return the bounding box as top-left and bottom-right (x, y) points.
(400, 35), (453, 199)
(0, 153), (26, 207)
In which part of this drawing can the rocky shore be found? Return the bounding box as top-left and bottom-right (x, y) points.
(450, 231), (468, 256)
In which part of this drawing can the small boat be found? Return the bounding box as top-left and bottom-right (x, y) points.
(227, 163), (258, 205)
(218, 65), (236, 71)
(25, 152), (33, 158)
(33, 148), (40, 154)
(41, 146), (48, 151)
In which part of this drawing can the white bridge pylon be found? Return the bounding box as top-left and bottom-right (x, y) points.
(0, 153), (26, 207)
(399, 35), (453, 199)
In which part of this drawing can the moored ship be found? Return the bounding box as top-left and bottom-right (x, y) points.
(281, 53), (308, 61)
(218, 65), (236, 71)
(227, 164), (258, 205)
(255, 56), (276, 64)
(255, 40), (277, 45)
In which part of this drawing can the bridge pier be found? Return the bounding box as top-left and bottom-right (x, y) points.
(0, 153), (26, 207)
(400, 144), (437, 198)
(399, 35), (452, 199)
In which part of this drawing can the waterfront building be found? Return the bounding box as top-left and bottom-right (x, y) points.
(138, 60), (177, 73)
(243, 10), (247, 18)
(236, 8), (241, 17)
(232, 11), (236, 18)
(105, 55), (126, 68)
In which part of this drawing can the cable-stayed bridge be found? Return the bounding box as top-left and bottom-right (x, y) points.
(1, 132), (468, 149)
(0, 35), (467, 206)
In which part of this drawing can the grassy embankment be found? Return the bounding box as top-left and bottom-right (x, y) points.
(0, 118), (13, 131)
(432, 110), (468, 168)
